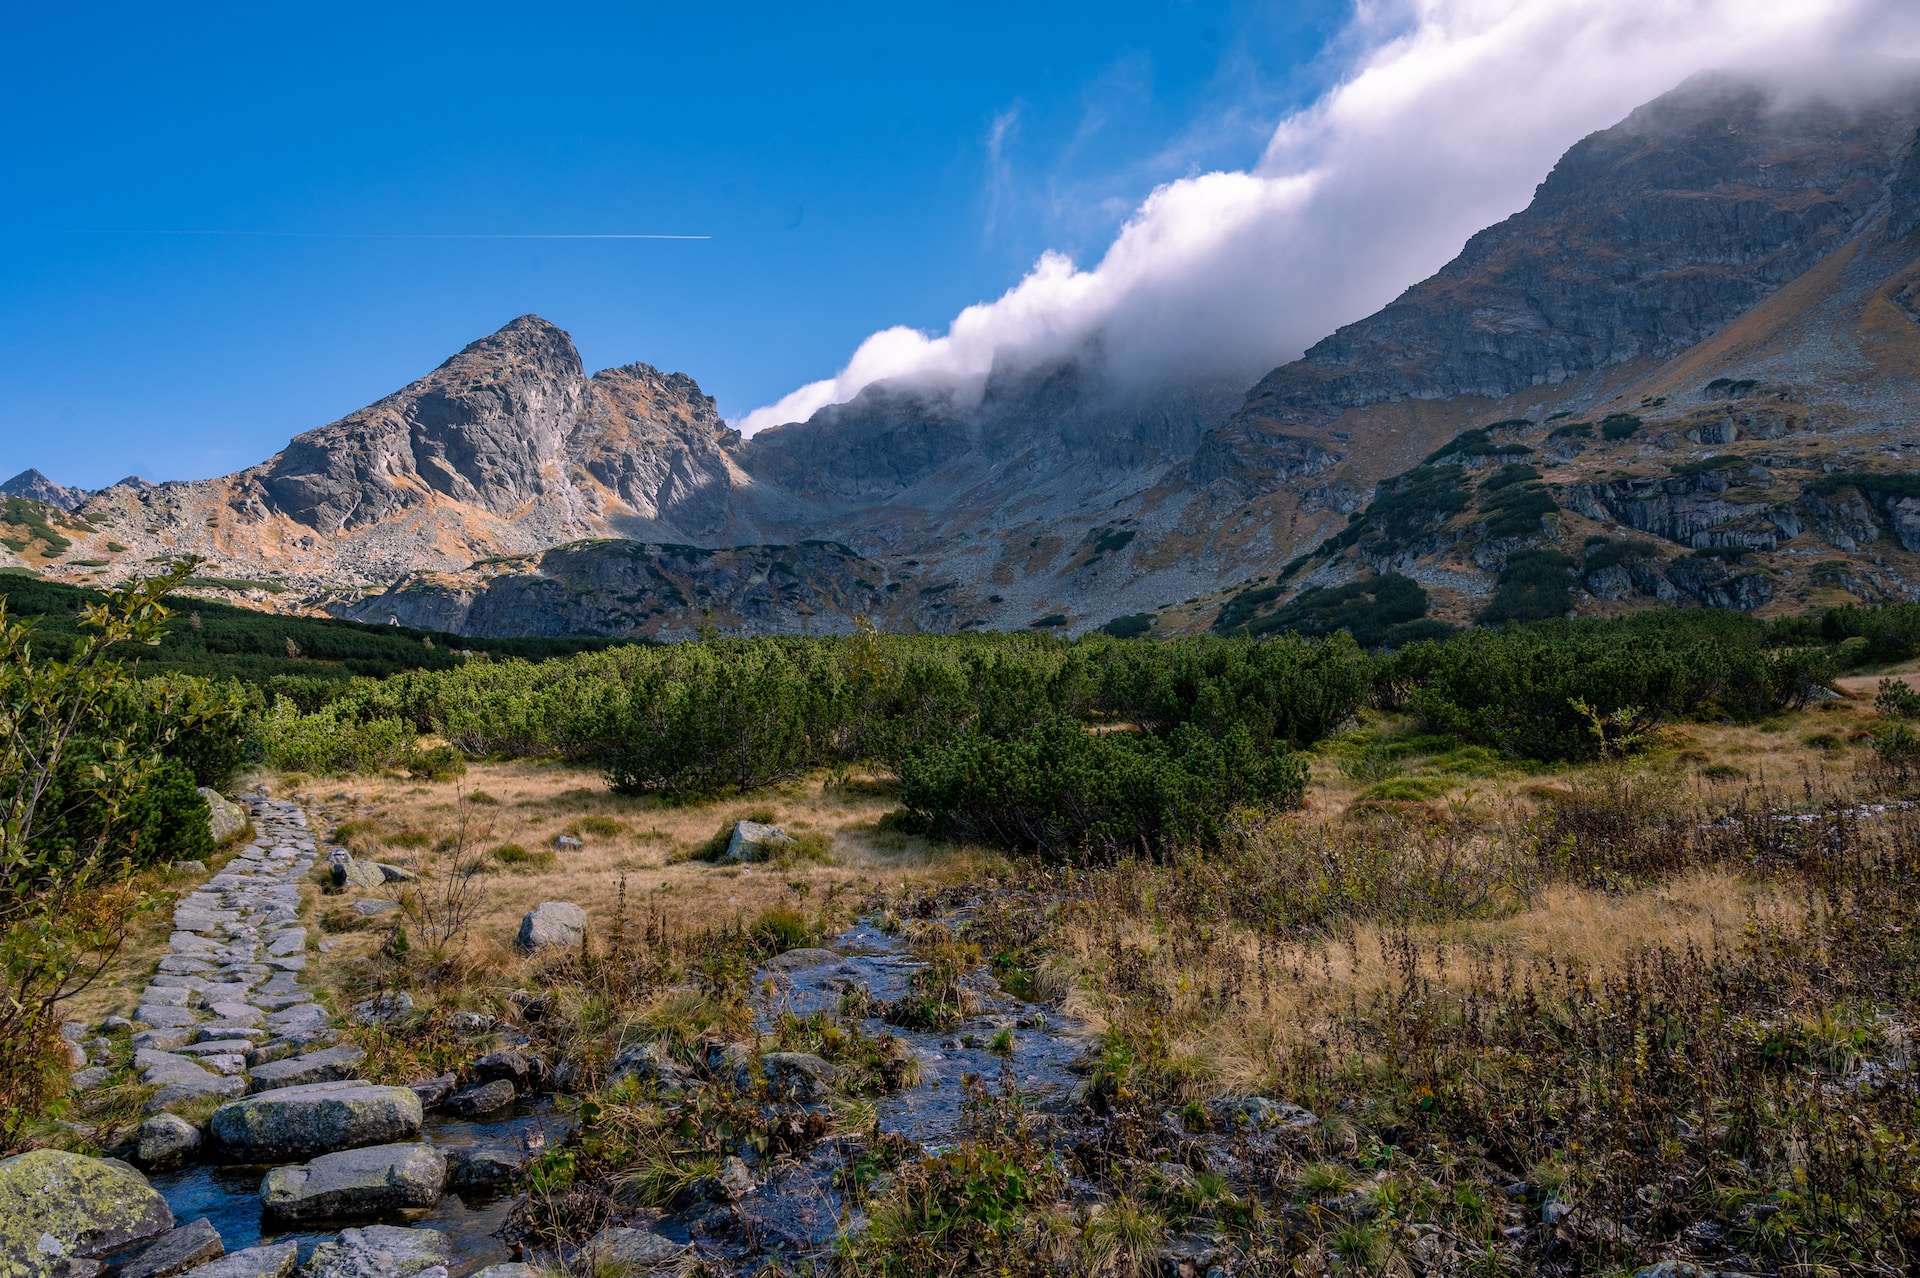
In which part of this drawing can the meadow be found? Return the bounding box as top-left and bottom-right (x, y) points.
(8, 568), (1920, 1275)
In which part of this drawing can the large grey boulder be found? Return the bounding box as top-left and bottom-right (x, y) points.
(260, 1143), (446, 1222)
(723, 820), (792, 863)
(180, 1242), (298, 1277)
(208, 1081), (422, 1162)
(300, 1225), (449, 1277)
(469, 1267), (540, 1278)
(516, 901), (586, 952)
(113, 1217), (223, 1278)
(0, 1149), (174, 1269)
(198, 789), (248, 845)
(327, 850), (385, 892)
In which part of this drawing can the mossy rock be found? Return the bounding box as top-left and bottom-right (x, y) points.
(0, 1148), (173, 1273)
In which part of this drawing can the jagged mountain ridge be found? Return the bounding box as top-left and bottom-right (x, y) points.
(11, 72), (1920, 638)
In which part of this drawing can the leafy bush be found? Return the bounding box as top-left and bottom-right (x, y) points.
(1875, 678), (1920, 718)
(898, 718), (1307, 861)
(0, 564), (253, 1143)
(1230, 574), (1429, 650)
(1096, 633), (1373, 748)
(1600, 413), (1642, 440)
(259, 698), (415, 775)
(1403, 612), (1831, 760)
(1479, 549), (1574, 625)
(1100, 613), (1154, 639)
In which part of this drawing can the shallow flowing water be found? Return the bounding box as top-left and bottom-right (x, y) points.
(144, 914), (1088, 1274)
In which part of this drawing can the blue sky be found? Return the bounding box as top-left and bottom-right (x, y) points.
(0, 0), (1344, 487)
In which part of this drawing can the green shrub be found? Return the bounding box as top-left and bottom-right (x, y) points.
(1100, 613), (1154, 639)
(1601, 413), (1643, 441)
(898, 718), (1306, 861)
(1874, 678), (1920, 719)
(1479, 550), (1574, 625)
(1228, 575), (1429, 650)
(489, 842), (555, 871)
(259, 698), (415, 775)
(1402, 612), (1831, 761)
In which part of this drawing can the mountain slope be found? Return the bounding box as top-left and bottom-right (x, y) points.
(12, 72), (1920, 638)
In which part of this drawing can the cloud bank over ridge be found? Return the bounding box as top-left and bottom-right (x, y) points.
(738, 0), (1920, 436)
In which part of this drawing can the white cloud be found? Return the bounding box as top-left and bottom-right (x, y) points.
(738, 0), (1920, 436)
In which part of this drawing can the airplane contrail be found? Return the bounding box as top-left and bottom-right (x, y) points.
(65, 230), (712, 240)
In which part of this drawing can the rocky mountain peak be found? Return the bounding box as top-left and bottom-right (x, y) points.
(0, 468), (87, 511)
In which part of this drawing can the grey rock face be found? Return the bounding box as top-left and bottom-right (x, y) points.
(0, 467), (87, 511)
(723, 820), (792, 864)
(762, 1051), (836, 1102)
(327, 850), (385, 892)
(209, 1081), (423, 1162)
(260, 1142), (447, 1222)
(112, 1217), (224, 1278)
(137, 1113), (204, 1170)
(516, 901), (586, 952)
(180, 1242), (298, 1278)
(445, 1143), (527, 1192)
(444, 1079), (515, 1118)
(198, 789), (247, 845)
(299, 1224), (450, 1278)
(248, 1044), (366, 1092)
(576, 1226), (689, 1271)
(0, 1149), (174, 1266)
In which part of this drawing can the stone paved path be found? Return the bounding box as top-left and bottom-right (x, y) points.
(131, 796), (364, 1113)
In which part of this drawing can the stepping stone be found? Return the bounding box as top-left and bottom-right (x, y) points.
(206, 1003), (264, 1027)
(575, 1226), (689, 1272)
(179, 1242), (297, 1277)
(300, 1224), (447, 1277)
(113, 1216), (223, 1277)
(265, 1004), (329, 1037)
(145, 1075), (248, 1114)
(134, 1028), (195, 1052)
(444, 1079), (514, 1118)
(137, 1006), (201, 1029)
(260, 1142), (446, 1222)
(265, 930), (305, 957)
(208, 1082), (422, 1162)
(0, 1148), (174, 1264)
(139, 986), (195, 1008)
(248, 1044), (365, 1093)
(137, 1114), (203, 1170)
(446, 1142), (527, 1192)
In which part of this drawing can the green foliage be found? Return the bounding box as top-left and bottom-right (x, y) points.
(898, 717), (1306, 861)
(0, 562), (253, 1144)
(1227, 574), (1431, 650)
(1806, 471), (1920, 501)
(1600, 413), (1643, 441)
(1327, 466), (1472, 556)
(259, 698), (415, 775)
(1581, 536), (1657, 574)
(0, 498), (72, 556)
(0, 573), (617, 686)
(1478, 549), (1573, 625)
(1477, 470), (1558, 540)
(1401, 610), (1831, 760)
(1875, 677), (1920, 718)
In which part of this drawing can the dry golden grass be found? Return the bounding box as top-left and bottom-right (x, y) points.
(285, 760), (996, 989)
(1059, 866), (1796, 1098)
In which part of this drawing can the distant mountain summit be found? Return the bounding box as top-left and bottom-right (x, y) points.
(1, 468), (87, 512)
(9, 71), (1920, 636)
